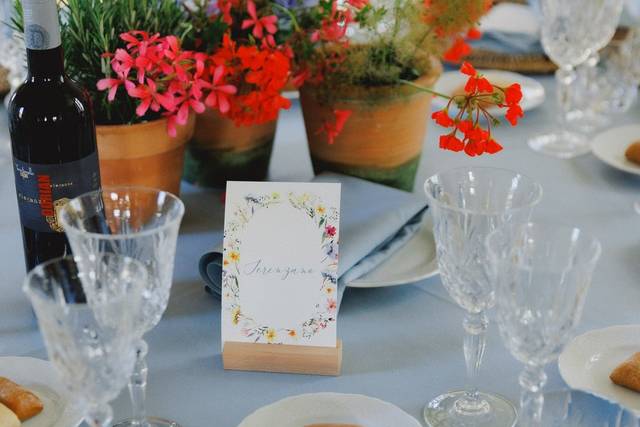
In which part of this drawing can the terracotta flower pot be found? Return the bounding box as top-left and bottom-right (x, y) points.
(300, 68), (441, 191)
(183, 108), (277, 188)
(96, 116), (195, 196)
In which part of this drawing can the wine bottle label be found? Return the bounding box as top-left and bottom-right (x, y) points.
(13, 153), (100, 233)
(22, 0), (61, 50)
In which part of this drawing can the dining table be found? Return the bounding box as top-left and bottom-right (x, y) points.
(1, 75), (639, 427)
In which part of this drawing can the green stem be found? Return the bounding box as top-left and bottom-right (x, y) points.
(271, 2), (301, 32)
(398, 79), (450, 99)
(411, 27), (433, 60)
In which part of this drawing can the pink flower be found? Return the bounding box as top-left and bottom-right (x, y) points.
(96, 78), (122, 101)
(347, 0), (368, 8)
(325, 225), (336, 236)
(204, 65), (237, 114)
(327, 299), (337, 312)
(241, 0), (278, 39)
(127, 80), (176, 117)
(112, 49), (135, 79)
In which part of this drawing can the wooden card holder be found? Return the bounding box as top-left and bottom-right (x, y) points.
(222, 340), (342, 376)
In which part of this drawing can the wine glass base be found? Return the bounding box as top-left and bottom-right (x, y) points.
(528, 131), (591, 159)
(423, 390), (517, 427)
(112, 416), (181, 427)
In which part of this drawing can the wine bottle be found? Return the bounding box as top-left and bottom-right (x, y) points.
(8, 0), (101, 271)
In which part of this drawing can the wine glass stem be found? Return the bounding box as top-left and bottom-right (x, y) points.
(86, 403), (113, 427)
(556, 65), (577, 128)
(519, 364), (547, 427)
(129, 339), (150, 427)
(457, 311), (489, 414)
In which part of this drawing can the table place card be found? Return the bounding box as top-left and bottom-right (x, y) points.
(222, 181), (341, 349)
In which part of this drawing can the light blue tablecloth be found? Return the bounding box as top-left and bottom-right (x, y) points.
(1, 77), (640, 426)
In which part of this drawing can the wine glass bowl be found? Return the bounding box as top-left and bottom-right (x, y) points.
(23, 255), (146, 427)
(529, 0), (624, 158)
(60, 186), (185, 427)
(422, 167), (543, 427)
(486, 223), (602, 427)
(60, 187), (184, 335)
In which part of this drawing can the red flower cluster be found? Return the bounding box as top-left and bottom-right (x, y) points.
(212, 35), (291, 125)
(431, 62), (523, 156)
(98, 26), (291, 134)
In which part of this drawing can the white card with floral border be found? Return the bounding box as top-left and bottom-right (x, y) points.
(221, 181), (342, 376)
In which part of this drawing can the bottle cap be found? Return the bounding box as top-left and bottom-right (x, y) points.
(22, 0), (61, 50)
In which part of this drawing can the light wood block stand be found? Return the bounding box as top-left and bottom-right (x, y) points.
(222, 340), (342, 376)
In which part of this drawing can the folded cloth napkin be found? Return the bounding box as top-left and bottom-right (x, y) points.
(471, 3), (543, 54)
(200, 172), (429, 302)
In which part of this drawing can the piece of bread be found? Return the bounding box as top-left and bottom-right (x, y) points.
(0, 402), (21, 427)
(0, 377), (43, 421)
(625, 141), (640, 166)
(610, 352), (640, 392)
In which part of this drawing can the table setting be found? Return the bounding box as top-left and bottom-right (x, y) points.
(1, 0), (640, 426)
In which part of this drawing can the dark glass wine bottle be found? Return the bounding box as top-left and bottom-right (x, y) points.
(8, 0), (101, 271)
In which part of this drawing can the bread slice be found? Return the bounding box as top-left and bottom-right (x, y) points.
(0, 401), (21, 427)
(610, 352), (640, 392)
(625, 141), (640, 166)
(0, 377), (43, 421)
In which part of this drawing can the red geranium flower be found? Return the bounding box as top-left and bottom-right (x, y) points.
(505, 104), (524, 126)
(443, 36), (471, 63)
(317, 109), (352, 144)
(242, 0), (278, 39)
(432, 109), (455, 127)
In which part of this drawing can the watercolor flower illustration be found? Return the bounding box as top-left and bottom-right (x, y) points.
(232, 307), (241, 325)
(266, 328), (277, 343)
(222, 190), (339, 344)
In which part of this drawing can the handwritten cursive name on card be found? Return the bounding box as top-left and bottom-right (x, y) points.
(222, 181), (341, 348)
(243, 259), (315, 280)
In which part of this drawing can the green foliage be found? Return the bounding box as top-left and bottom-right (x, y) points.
(291, 0), (489, 101)
(11, 0), (191, 125)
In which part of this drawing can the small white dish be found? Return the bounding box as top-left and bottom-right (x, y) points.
(432, 69), (546, 116)
(591, 125), (640, 176)
(0, 356), (83, 427)
(239, 392), (422, 427)
(558, 325), (640, 416)
(346, 215), (438, 288)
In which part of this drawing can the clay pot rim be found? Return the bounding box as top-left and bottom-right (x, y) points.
(96, 117), (168, 131)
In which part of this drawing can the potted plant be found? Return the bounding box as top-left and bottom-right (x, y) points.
(286, 0), (517, 190)
(11, 0), (196, 195)
(177, 0), (293, 188)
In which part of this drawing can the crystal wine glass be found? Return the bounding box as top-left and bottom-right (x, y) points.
(60, 187), (185, 427)
(570, 0), (624, 132)
(23, 254), (146, 427)
(422, 167), (543, 427)
(486, 223), (602, 427)
(529, 0), (622, 158)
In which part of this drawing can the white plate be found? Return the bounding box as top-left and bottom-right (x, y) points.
(0, 357), (83, 427)
(591, 125), (640, 176)
(239, 393), (422, 427)
(432, 69), (546, 116)
(558, 325), (640, 416)
(346, 215), (438, 288)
